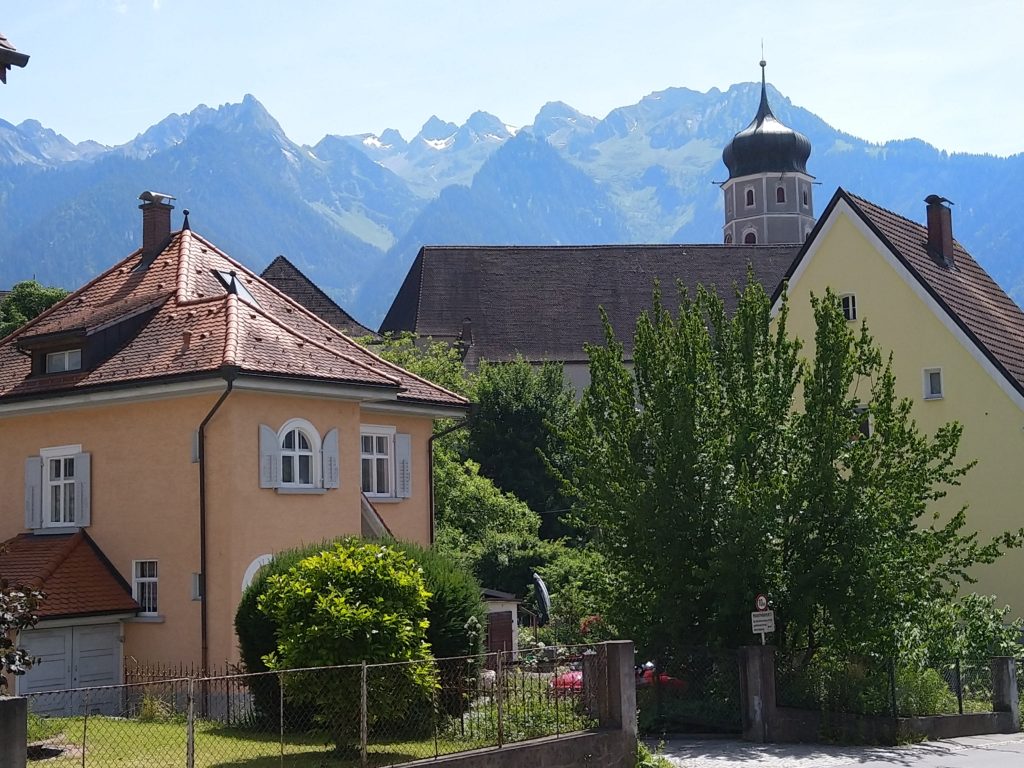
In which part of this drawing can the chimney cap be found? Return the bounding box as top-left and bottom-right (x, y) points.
(138, 191), (176, 205)
(924, 194), (954, 207)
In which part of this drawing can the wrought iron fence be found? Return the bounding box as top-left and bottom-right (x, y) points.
(775, 649), (996, 718)
(25, 644), (605, 767)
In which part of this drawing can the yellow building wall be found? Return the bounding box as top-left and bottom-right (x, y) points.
(782, 210), (1024, 615)
(1, 388), (438, 669)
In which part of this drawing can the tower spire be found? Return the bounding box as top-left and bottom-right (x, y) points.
(757, 56), (772, 121)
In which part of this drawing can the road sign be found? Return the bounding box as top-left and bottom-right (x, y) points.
(751, 610), (775, 645)
(754, 594), (768, 612)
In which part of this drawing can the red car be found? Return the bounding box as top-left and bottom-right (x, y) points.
(637, 667), (687, 691)
(550, 669), (584, 694)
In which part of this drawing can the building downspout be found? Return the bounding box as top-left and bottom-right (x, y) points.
(427, 414), (471, 545)
(198, 367), (238, 671)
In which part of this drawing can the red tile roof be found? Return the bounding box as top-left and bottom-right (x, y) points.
(0, 229), (467, 408)
(0, 532), (138, 619)
(816, 190), (1024, 397)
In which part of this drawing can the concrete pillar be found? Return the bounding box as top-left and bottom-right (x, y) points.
(740, 645), (777, 743)
(991, 657), (1019, 729)
(581, 649), (599, 718)
(0, 696), (28, 768)
(598, 640), (637, 738)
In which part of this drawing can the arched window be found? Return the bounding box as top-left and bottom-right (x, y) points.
(277, 418), (322, 487)
(242, 554), (274, 591)
(724, 233), (733, 244)
(745, 189), (755, 207)
(776, 186), (786, 204)
(744, 231), (757, 245)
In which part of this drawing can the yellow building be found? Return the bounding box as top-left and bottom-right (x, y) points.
(779, 188), (1024, 614)
(0, 192), (467, 696)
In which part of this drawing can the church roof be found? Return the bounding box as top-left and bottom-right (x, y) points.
(261, 255), (377, 338)
(0, 227), (466, 409)
(380, 244), (799, 365)
(722, 62), (812, 179)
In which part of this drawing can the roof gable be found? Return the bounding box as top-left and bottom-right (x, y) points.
(261, 256), (376, 338)
(0, 229), (466, 408)
(0, 532), (138, 619)
(785, 188), (1024, 401)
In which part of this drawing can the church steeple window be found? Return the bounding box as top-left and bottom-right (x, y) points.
(776, 186), (786, 204)
(745, 188), (755, 207)
(743, 231), (757, 245)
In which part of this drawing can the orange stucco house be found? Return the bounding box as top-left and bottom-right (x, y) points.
(0, 192), (467, 695)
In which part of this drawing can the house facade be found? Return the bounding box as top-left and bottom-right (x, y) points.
(0, 193), (467, 696)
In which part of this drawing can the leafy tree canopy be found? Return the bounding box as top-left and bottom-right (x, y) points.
(0, 280), (69, 337)
(561, 276), (1023, 661)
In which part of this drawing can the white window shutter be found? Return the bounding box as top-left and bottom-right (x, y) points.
(74, 452), (91, 527)
(395, 433), (412, 498)
(259, 424), (280, 488)
(322, 428), (340, 489)
(24, 456), (42, 529)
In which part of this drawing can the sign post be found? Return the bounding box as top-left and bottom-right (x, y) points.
(751, 593), (775, 645)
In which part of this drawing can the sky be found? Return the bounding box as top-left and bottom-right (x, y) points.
(3, 0), (1022, 156)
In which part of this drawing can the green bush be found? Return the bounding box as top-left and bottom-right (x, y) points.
(895, 666), (958, 716)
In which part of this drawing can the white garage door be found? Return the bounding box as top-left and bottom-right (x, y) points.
(18, 624), (121, 715)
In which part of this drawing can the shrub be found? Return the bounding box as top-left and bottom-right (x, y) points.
(895, 666), (958, 716)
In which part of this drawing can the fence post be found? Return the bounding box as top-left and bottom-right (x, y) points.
(991, 656), (1019, 730)
(278, 672), (285, 766)
(888, 657), (898, 721)
(495, 652), (505, 747)
(954, 659), (964, 716)
(186, 677), (196, 768)
(581, 649), (599, 718)
(81, 690), (90, 768)
(0, 696), (27, 768)
(360, 662), (368, 768)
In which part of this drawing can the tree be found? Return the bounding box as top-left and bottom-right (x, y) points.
(468, 358), (577, 539)
(561, 276), (1023, 661)
(1, 551), (45, 691)
(255, 540), (436, 752)
(0, 280), (69, 337)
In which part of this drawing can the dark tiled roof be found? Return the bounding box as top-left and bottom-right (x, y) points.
(0, 33), (29, 82)
(380, 244), (800, 363)
(808, 189), (1024, 397)
(0, 230), (467, 409)
(0, 532), (138, 619)
(261, 256), (376, 338)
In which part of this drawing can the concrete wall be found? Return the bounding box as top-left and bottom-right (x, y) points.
(403, 731), (632, 768)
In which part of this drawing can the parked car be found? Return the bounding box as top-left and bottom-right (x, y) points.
(636, 663), (687, 691)
(549, 669), (583, 694)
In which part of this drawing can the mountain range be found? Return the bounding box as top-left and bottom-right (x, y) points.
(1, 85), (1022, 328)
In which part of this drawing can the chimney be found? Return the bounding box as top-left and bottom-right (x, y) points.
(925, 194), (954, 268)
(137, 190), (176, 269)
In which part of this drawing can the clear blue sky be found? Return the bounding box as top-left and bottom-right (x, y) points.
(4, 0), (1022, 156)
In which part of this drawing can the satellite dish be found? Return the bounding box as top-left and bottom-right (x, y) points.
(532, 573), (551, 627)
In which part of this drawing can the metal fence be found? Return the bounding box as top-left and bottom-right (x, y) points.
(636, 647), (742, 734)
(775, 650), (996, 718)
(25, 644), (604, 767)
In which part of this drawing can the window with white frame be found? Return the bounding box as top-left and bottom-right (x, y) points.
(133, 560), (159, 615)
(923, 368), (943, 400)
(840, 294), (857, 322)
(258, 420), (338, 491)
(45, 349), (82, 373)
(34, 444), (90, 528)
(361, 426), (395, 496)
(280, 425), (315, 486)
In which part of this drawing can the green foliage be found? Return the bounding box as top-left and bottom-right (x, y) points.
(469, 358), (577, 538)
(137, 691), (176, 723)
(636, 740), (675, 768)
(0, 280), (69, 338)
(562, 276), (1024, 661)
(256, 540), (436, 751)
(896, 666), (958, 716)
(1, 553), (45, 690)
(534, 545), (614, 644)
(363, 332), (470, 399)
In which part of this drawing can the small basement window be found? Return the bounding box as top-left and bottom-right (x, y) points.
(840, 294), (857, 322)
(46, 349), (82, 373)
(923, 368), (943, 400)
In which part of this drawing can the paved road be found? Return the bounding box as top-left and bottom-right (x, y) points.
(652, 733), (1024, 767)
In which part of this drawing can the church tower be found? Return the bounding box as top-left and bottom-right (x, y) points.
(721, 61), (815, 244)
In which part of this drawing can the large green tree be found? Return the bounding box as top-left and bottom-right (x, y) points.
(561, 277), (1023, 660)
(0, 280), (69, 337)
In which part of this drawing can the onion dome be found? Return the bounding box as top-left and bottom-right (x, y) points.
(722, 61), (811, 179)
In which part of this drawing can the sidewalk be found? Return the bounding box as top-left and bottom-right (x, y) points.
(651, 733), (1024, 767)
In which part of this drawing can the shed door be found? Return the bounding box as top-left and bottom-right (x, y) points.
(18, 624), (121, 714)
(487, 610), (514, 655)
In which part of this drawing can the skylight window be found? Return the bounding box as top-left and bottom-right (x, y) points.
(213, 270), (261, 308)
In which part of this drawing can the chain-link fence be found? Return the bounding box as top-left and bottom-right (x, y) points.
(636, 647), (742, 734)
(24, 644), (606, 766)
(775, 650), (997, 718)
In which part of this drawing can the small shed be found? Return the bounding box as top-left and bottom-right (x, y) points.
(482, 588), (520, 656)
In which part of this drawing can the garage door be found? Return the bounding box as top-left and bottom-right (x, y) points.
(18, 624), (121, 715)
